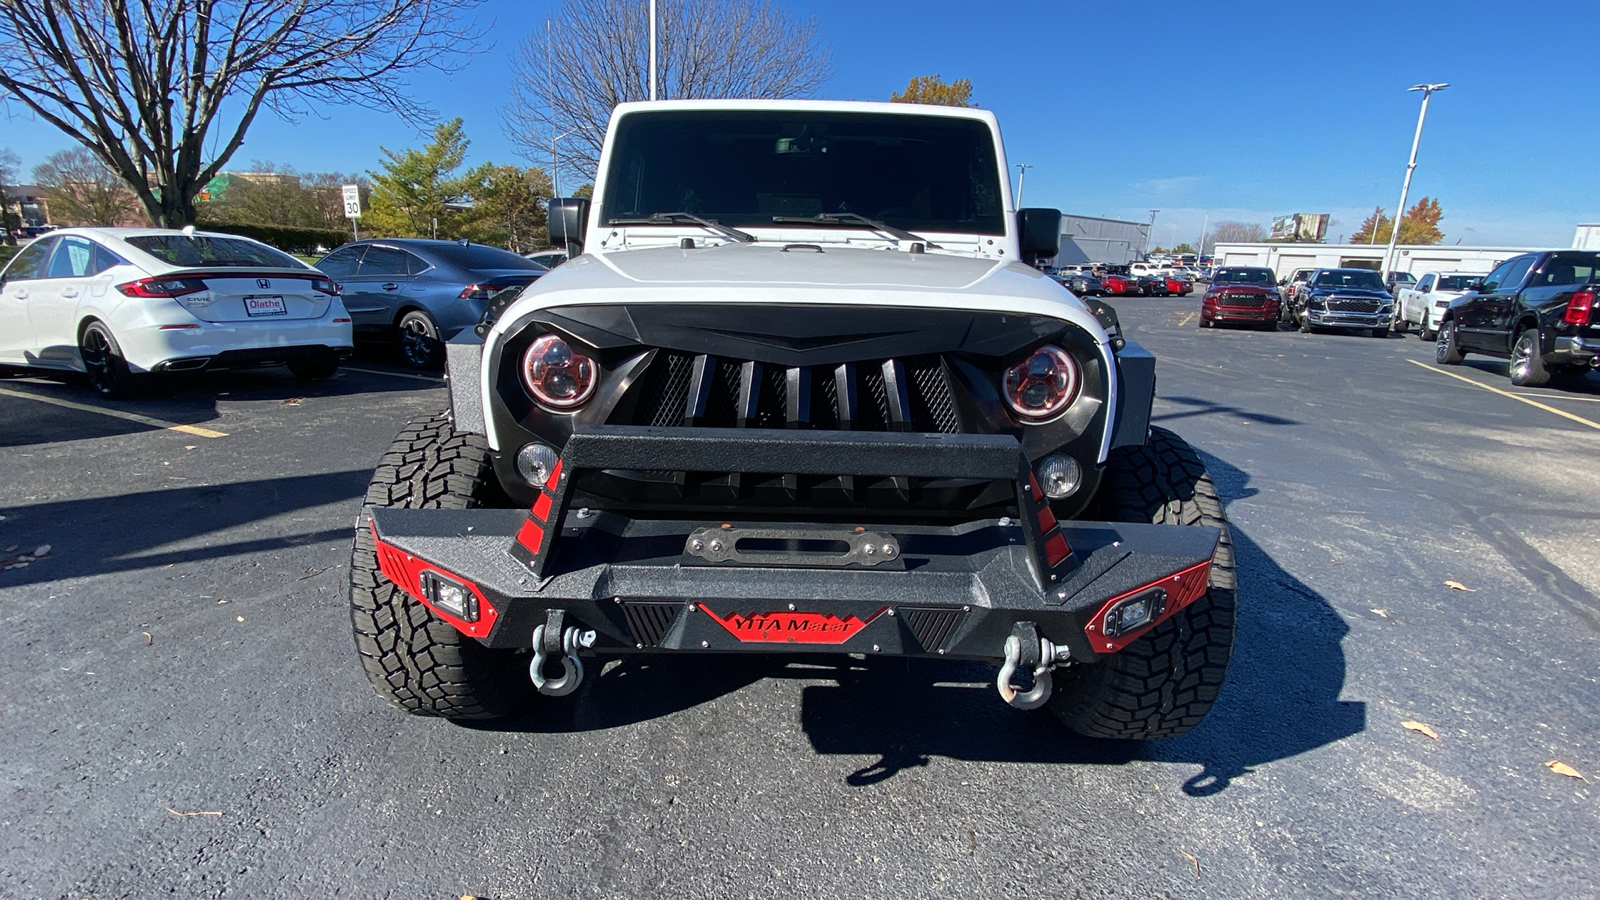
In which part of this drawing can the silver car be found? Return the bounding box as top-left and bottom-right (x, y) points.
(315, 239), (547, 367)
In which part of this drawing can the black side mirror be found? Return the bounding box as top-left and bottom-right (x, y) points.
(1017, 208), (1062, 264)
(1277, 278), (1287, 286)
(548, 198), (590, 254)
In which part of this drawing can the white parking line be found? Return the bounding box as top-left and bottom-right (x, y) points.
(343, 366), (443, 384)
(0, 387), (228, 438)
(1407, 360), (1600, 432)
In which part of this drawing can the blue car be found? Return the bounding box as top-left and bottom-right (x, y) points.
(315, 239), (546, 367)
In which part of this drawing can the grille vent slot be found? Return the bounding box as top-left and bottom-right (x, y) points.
(899, 607), (964, 653)
(623, 601), (684, 647)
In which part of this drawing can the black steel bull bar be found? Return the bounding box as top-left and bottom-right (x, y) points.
(364, 425), (1219, 662)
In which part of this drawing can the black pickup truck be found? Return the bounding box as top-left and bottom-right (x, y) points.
(1435, 250), (1600, 387)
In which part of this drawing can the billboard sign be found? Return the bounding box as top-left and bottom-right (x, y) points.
(1271, 213), (1329, 242)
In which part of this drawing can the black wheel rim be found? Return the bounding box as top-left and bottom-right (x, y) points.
(400, 318), (437, 366)
(81, 328), (113, 393)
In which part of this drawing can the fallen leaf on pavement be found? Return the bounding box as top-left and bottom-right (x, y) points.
(282, 397), (303, 406)
(1179, 849), (1200, 878)
(142, 632), (152, 646)
(1402, 721), (1439, 740)
(1371, 608), (1392, 619)
(1546, 760), (1587, 781)
(235, 616), (244, 622)
(1444, 580), (1476, 592)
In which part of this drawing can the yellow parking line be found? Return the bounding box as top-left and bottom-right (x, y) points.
(1177, 312), (1196, 326)
(343, 366), (443, 384)
(0, 387), (228, 438)
(1406, 360), (1600, 432)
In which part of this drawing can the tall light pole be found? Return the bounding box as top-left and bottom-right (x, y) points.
(648, 0), (658, 101)
(1382, 83), (1448, 280)
(1013, 163), (1033, 208)
(551, 130), (575, 198)
(1146, 209), (1159, 258)
(1198, 212), (1208, 259)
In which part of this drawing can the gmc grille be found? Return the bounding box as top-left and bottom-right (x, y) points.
(620, 352), (963, 434)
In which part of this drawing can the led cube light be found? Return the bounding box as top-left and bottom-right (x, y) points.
(420, 571), (478, 622)
(1102, 587), (1167, 638)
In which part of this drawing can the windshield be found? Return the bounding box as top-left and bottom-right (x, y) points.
(1314, 270), (1385, 289)
(601, 110), (1006, 236)
(126, 234), (304, 268)
(430, 244), (546, 272)
(1437, 275), (1477, 291)
(1213, 267), (1273, 284)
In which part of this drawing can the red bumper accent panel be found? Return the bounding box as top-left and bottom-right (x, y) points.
(1084, 559), (1211, 654)
(370, 523), (500, 639)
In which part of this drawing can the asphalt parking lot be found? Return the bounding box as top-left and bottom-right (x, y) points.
(3, 304), (1599, 899)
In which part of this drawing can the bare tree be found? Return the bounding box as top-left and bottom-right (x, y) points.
(0, 146), (19, 239)
(1205, 221), (1267, 250)
(505, 0), (831, 187)
(0, 0), (485, 227)
(32, 147), (142, 225)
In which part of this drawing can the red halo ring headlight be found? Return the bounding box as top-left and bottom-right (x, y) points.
(521, 334), (597, 410)
(1003, 344), (1080, 421)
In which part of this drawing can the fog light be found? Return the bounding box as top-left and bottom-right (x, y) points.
(1103, 587), (1166, 638)
(420, 571), (478, 622)
(515, 442), (558, 486)
(1038, 454), (1082, 499)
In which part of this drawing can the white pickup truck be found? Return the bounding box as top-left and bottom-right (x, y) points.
(1394, 271), (1485, 340)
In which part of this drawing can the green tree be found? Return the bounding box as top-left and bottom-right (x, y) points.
(890, 75), (974, 107)
(461, 164), (552, 253)
(1173, 242), (1196, 254)
(32, 148), (142, 225)
(1351, 198), (1445, 245)
(366, 119), (475, 238)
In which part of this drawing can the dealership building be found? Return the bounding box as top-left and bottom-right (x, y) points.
(1212, 242), (1538, 277)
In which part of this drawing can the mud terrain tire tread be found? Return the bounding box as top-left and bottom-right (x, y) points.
(1047, 426), (1237, 740)
(349, 410), (528, 720)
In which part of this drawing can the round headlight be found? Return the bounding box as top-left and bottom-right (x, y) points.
(1002, 344), (1079, 421)
(521, 334), (596, 410)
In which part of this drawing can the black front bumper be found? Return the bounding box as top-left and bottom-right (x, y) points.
(366, 426), (1219, 664)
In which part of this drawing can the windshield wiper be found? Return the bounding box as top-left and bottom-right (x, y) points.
(771, 213), (939, 248)
(607, 212), (755, 243)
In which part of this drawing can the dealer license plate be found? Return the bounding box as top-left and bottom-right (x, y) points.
(244, 295), (287, 317)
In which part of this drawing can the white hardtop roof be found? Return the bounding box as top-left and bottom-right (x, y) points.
(41, 226), (266, 241)
(610, 98), (1000, 126)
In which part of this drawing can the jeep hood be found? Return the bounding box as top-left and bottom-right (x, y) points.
(490, 243), (1106, 341)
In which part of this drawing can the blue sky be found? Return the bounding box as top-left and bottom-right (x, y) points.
(3, 0), (1595, 246)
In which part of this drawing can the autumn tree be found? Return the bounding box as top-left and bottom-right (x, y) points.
(32, 148), (142, 226)
(1350, 198), (1445, 245)
(890, 75), (974, 107)
(461, 164), (553, 253)
(366, 119), (476, 239)
(505, 0), (831, 186)
(0, 0), (483, 227)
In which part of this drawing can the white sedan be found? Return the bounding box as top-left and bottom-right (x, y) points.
(0, 226), (353, 397)
(1394, 271), (1483, 341)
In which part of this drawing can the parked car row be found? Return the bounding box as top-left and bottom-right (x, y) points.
(0, 226), (556, 398)
(1057, 264), (1194, 297)
(1197, 254), (1600, 389)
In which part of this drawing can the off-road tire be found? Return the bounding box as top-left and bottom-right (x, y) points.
(349, 410), (530, 720)
(1046, 426), (1237, 740)
(1436, 318), (1465, 365)
(1508, 328), (1550, 387)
